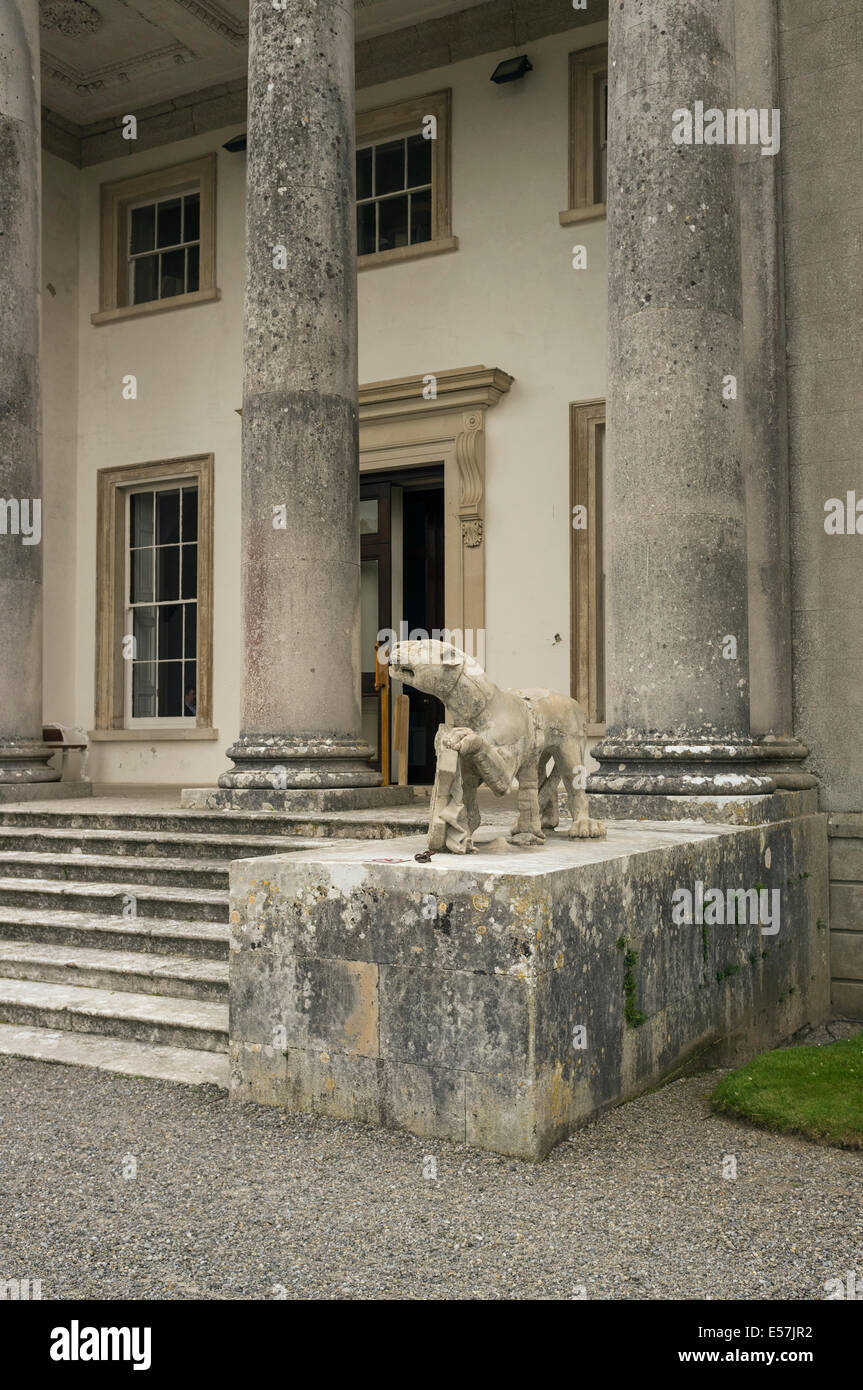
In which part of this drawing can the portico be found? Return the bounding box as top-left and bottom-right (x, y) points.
(0, 0), (857, 1142)
(1, 0), (813, 809)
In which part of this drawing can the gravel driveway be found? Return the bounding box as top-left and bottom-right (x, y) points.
(1, 1048), (861, 1301)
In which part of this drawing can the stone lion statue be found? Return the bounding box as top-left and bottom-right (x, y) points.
(389, 638), (606, 854)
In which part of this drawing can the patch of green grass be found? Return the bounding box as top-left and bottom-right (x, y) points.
(712, 1032), (863, 1149)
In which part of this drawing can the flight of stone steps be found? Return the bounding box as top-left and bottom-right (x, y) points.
(0, 802), (427, 1089)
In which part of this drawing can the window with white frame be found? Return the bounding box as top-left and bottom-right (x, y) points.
(126, 483), (199, 722)
(355, 90), (456, 269)
(356, 132), (433, 256)
(127, 190), (201, 306)
(560, 45), (609, 225)
(93, 154), (217, 324)
(596, 74), (608, 205)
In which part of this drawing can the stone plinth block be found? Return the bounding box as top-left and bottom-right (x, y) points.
(588, 789), (818, 826)
(0, 781), (92, 804)
(181, 785), (427, 813)
(229, 814), (830, 1159)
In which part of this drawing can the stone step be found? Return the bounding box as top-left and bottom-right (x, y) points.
(0, 825), (316, 860)
(0, 876), (228, 924)
(0, 977), (228, 1053)
(0, 1020), (229, 1087)
(0, 904), (228, 959)
(0, 851), (230, 891)
(0, 941), (227, 1002)
(0, 805), (429, 840)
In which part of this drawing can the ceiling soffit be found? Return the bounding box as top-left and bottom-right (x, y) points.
(39, 0), (249, 125)
(39, 0), (608, 165)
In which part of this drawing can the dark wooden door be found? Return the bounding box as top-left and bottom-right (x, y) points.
(402, 485), (445, 784)
(360, 481), (391, 771)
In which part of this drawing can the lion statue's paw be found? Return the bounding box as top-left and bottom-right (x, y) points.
(569, 817), (606, 840)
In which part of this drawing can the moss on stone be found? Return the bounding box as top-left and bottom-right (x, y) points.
(616, 935), (647, 1029)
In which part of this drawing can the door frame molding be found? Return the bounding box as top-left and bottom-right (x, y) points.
(359, 365), (513, 639)
(570, 399), (606, 733)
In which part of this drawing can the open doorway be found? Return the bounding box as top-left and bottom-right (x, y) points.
(360, 466), (445, 784)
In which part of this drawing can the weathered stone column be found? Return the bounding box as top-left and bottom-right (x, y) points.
(589, 0), (803, 798)
(220, 0), (379, 792)
(0, 1), (60, 789)
(735, 0), (792, 740)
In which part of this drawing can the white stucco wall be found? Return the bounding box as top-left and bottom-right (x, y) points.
(358, 21), (608, 696)
(66, 129), (246, 785)
(40, 20), (608, 784)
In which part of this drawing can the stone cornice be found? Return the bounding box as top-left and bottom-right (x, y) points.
(356, 0), (605, 87)
(359, 365), (513, 421)
(42, 79), (248, 169)
(171, 0), (247, 45)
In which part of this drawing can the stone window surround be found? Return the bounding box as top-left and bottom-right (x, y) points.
(570, 398), (606, 735)
(359, 365), (513, 637)
(92, 455), (216, 741)
(91, 153), (219, 326)
(356, 90), (457, 271)
(559, 44), (608, 227)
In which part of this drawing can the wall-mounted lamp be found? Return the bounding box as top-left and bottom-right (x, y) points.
(490, 55), (532, 84)
(222, 133), (247, 152)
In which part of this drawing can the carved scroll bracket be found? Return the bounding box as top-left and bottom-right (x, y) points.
(456, 409), (485, 550)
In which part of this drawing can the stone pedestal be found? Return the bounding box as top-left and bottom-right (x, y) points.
(588, 0), (808, 798)
(0, 781), (91, 804)
(588, 787), (817, 827)
(219, 0), (378, 794)
(0, 2), (60, 788)
(229, 817), (829, 1159)
(181, 785), (426, 813)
